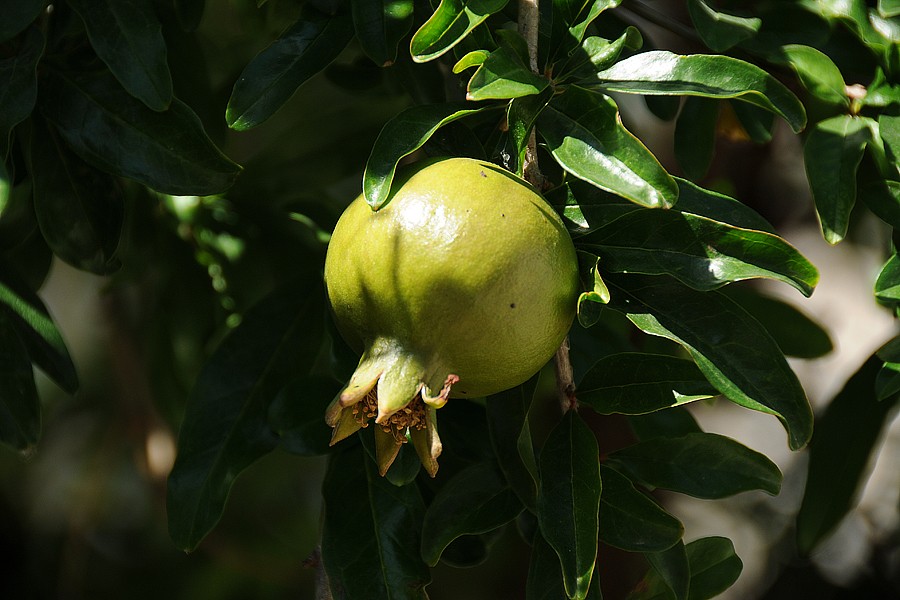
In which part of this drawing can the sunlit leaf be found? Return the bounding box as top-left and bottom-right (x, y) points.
(593, 51), (807, 133)
(466, 45), (550, 101)
(363, 103), (490, 209)
(68, 0), (173, 110)
(539, 86), (678, 208)
(775, 45), (848, 109)
(410, 0), (509, 62)
(687, 0), (761, 51)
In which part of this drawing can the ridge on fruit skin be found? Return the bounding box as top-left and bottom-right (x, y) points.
(323, 157), (580, 476)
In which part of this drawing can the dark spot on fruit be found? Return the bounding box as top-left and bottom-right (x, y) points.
(501, 213), (505, 217)
(510, 303), (516, 308)
(480, 170), (487, 178)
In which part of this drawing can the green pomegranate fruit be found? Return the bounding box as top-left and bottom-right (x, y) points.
(324, 157), (579, 476)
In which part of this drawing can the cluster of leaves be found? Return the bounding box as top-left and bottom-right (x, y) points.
(2, 0), (899, 598)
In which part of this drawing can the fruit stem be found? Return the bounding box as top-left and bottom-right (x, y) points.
(554, 336), (577, 412)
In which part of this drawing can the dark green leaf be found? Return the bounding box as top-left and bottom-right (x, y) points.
(466, 45), (550, 101)
(68, 0), (173, 111)
(628, 410), (702, 441)
(674, 96), (718, 181)
(539, 86), (678, 208)
(226, 12), (354, 130)
(577, 205), (818, 297)
(421, 461), (523, 566)
(875, 254), (900, 307)
(527, 532), (602, 600)
(352, 0), (413, 66)
(363, 103), (489, 209)
(628, 542), (690, 600)
(673, 178), (775, 233)
(166, 277), (324, 551)
(322, 444), (430, 599)
(875, 360), (900, 401)
(687, 0), (761, 52)
(796, 356), (900, 554)
(30, 118), (123, 274)
(174, 0), (205, 31)
(487, 375), (539, 511)
(721, 288), (833, 359)
(40, 68), (240, 196)
(879, 114), (900, 168)
(0, 0), (44, 43)
(683, 537), (743, 600)
(507, 89), (553, 175)
(858, 161), (900, 232)
(775, 45), (848, 109)
(804, 115), (872, 244)
(578, 353), (716, 415)
(268, 375), (341, 456)
(593, 51), (807, 133)
(729, 101), (774, 144)
(605, 275), (813, 450)
(409, 0), (509, 62)
(644, 95), (681, 121)
(0, 311), (40, 452)
(607, 432), (782, 498)
(537, 410), (601, 599)
(0, 265), (77, 394)
(0, 27), (44, 158)
(599, 466), (683, 552)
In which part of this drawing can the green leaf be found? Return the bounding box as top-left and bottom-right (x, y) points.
(879, 113), (900, 169)
(226, 11), (354, 130)
(322, 444), (430, 599)
(567, 0), (623, 45)
(352, 0), (414, 66)
(578, 353), (716, 415)
(576, 204), (818, 297)
(527, 532), (602, 600)
(796, 356), (900, 555)
(672, 178), (775, 233)
(30, 118), (123, 275)
(674, 96), (718, 181)
(804, 115), (872, 244)
(0, 0), (44, 43)
(687, 0), (761, 52)
(174, 0), (205, 31)
(537, 410), (602, 599)
(409, 0), (509, 63)
(166, 276), (324, 551)
(421, 461), (523, 566)
(562, 29), (642, 83)
(466, 45), (550, 101)
(729, 100), (774, 144)
(605, 275), (813, 450)
(363, 103), (489, 209)
(629, 537), (742, 600)
(608, 432), (782, 498)
(775, 45), (848, 109)
(539, 86), (678, 208)
(267, 375), (341, 456)
(0, 265), (77, 394)
(593, 51), (807, 133)
(575, 251), (610, 328)
(487, 375), (540, 511)
(599, 465), (683, 552)
(0, 26), (44, 158)
(0, 310), (40, 452)
(68, 0), (173, 111)
(508, 89), (554, 175)
(40, 67), (241, 196)
(875, 254), (900, 307)
(641, 542), (690, 600)
(881, 0), (900, 18)
(628, 410), (702, 442)
(721, 288), (833, 359)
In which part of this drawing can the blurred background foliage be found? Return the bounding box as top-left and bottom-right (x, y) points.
(1, 0), (899, 598)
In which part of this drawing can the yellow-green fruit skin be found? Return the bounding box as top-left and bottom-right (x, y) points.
(324, 157), (579, 399)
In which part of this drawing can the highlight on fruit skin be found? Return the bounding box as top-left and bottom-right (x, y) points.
(323, 157), (580, 476)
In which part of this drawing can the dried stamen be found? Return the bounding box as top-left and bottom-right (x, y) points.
(352, 389), (379, 427)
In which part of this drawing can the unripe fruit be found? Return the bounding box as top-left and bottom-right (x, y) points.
(324, 157), (579, 475)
